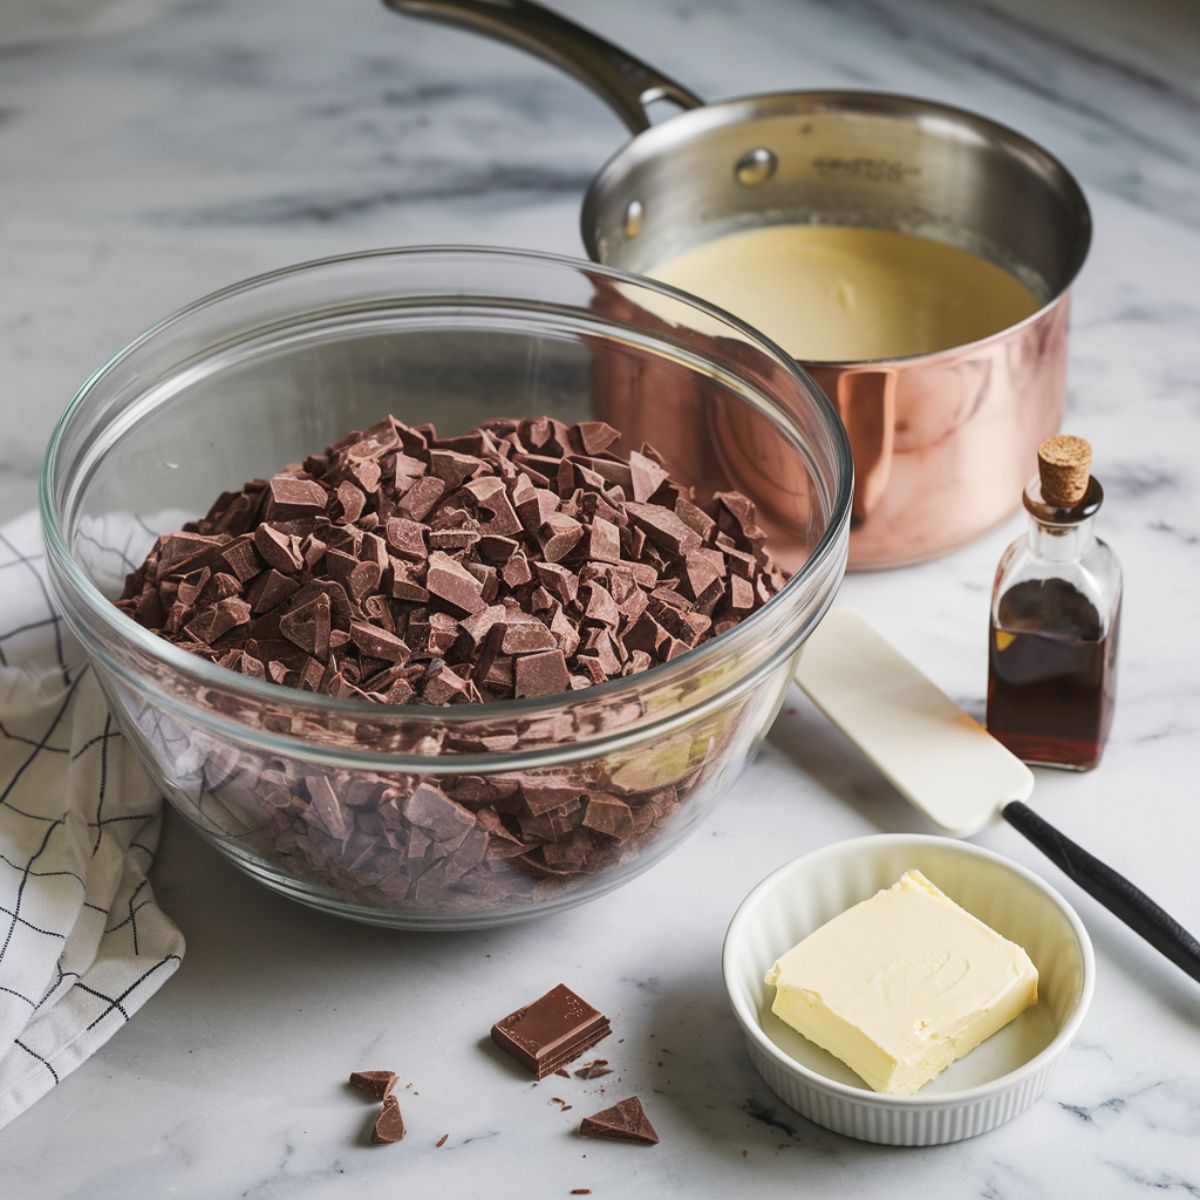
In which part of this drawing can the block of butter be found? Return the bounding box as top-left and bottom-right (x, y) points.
(764, 870), (1038, 1096)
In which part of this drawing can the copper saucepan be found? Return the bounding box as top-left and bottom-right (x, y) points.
(385, 0), (1092, 569)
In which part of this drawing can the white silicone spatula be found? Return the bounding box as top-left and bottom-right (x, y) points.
(795, 609), (1200, 984)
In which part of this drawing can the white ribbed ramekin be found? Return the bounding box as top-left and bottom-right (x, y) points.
(723, 834), (1095, 1146)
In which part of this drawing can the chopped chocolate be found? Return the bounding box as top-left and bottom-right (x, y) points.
(629, 450), (669, 503)
(350, 621), (410, 664)
(578, 1097), (658, 1146)
(253, 524), (303, 574)
(491, 984), (611, 1079)
(397, 475), (446, 521)
(582, 795), (634, 841)
(220, 538), (261, 582)
(124, 414), (777, 705)
(117, 415), (787, 918)
(426, 551), (486, 615)
(514, 649), (570, 699)
(625, 503), (701, 557)
(349, 1070), (398, 1100)
(279, 594), (331, 658)
(371, 1095), (406, 1144)
(574, 1060), (612, 1080)
(269, 474), (327, 512)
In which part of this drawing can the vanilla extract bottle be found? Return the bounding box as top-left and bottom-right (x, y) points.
(986, 436), (1121, 770)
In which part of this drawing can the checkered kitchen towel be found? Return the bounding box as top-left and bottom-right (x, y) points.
(0, 511), (183, 1128)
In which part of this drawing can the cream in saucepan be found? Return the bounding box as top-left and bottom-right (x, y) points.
(649, 224), (1041, 362)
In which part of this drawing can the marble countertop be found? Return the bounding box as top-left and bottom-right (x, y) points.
(3, 0), (1199, 1195)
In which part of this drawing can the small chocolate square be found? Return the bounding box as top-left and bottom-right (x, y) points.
(491, 984), (611, 1079)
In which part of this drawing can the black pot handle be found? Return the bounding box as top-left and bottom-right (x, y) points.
(382, 0), (703, 133)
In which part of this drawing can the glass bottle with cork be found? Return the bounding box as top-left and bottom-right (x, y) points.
(986, 435), (1121, 770)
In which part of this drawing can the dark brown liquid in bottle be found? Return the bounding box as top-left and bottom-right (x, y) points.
(987, 578), (1118, 770)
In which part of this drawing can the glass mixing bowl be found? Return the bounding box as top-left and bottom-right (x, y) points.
(40, 247), (851, 929)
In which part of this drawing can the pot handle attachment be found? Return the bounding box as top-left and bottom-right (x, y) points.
(382, 0), (704, 133)
(834, 368), (897, 524)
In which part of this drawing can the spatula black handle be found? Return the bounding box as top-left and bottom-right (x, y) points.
(1002, 800), (1200, 984)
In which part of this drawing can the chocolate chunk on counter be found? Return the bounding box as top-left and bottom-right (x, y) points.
(573, 1059), (612, 1079)
(371, 1095), (406, 1144)
(578, 1097), (659, 1146)
(349, 1070), (397, 1100)
(118, 414), (783, 706)
(491, 984), (611, 1079)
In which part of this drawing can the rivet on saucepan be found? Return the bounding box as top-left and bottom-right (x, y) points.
(735, 147), (777, 187)
(623, 199), (644, 239)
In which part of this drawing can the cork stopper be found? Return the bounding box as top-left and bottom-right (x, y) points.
(1038, 435), (1092, 507)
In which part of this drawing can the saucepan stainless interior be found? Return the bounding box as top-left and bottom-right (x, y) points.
(386, 0), (1092, 569)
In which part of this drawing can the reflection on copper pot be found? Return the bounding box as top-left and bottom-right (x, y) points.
(586, 278), (826, 577)
(805, 297), (1070, 568)
(386, 0), (1092, 568)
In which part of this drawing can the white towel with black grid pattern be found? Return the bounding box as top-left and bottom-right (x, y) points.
(0, 511), (184, 1128)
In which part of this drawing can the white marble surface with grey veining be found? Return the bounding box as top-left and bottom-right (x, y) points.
(2, 0), (1199, 1196)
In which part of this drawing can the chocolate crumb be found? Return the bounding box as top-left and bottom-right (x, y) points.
(436, 1133), (448, 1148)
(574, 1060), (613, 1080)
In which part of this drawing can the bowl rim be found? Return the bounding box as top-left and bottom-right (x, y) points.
(722, 832), (1096, 1107)
(39, 244), (853, 732)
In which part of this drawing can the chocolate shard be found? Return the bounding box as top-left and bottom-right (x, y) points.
(253, 524), (304, 574)
(402, 782), (475, 843)
(220, 537), (261, 582)
(425, 551), (486, 615)
(385, 516), (428, 561)
(350, 621), (410, 664)
(154, 531), (227, 579)
(393, 451), (426, 490)
(336, 480), (367, 524)
(279, 593), (332, 658)
(371, 1095), (406, 1144)
(572, 420), (621, 456)
(514, 649), (569, 699)
(397, 475), (446, 521)
(269, 474), (327, 512)
(182, 596), (250, 645)
(491, 984), (611, 1079)
(628, 450), (669, 503)
(349, 1070), (398, 1100)
(578, 1097), (658, 1146)
(538, 512), (583, 563)
(500, 614), (556, 655)
(307, 775), (348, 839)
(586, 516), (621, 564)
(429, 448), (483, 488)
(581, 795), (634, 841)
(625, 503), (701, 557)
(573, 1060), (612, 1080)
